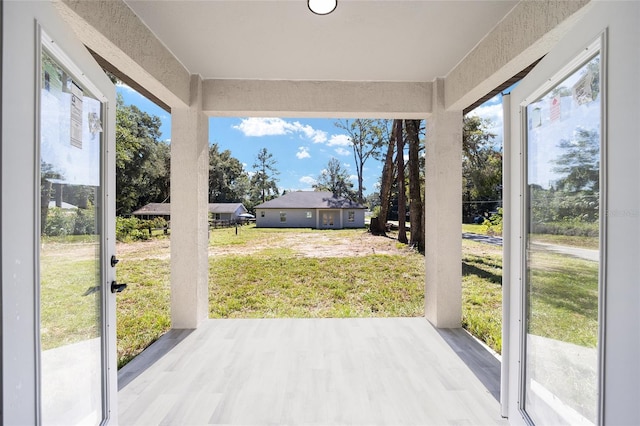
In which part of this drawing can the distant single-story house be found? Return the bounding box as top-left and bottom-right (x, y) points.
(132, 202), (247, 223)
(254, 191), (366, 229)
(208, 203), (248, 222)
(131, 203), (171, 220)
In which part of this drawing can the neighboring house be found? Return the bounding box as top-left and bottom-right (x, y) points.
(132, 202), (248, 223)
(208, 203), (248, 222)
(131, 203), (170, 221)
(254, 191), (365, 229)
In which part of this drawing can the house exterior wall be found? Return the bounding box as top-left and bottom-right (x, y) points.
(256, 208), (316, 228)
(256, 208), (364, 229)
(340, 209), (365, 228)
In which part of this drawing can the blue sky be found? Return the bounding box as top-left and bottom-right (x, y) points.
(117, 83), (503, 196)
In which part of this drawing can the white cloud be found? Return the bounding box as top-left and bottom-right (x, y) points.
(233, 117), (290, 136)
(349, 174), (358, 182)
(334, 147), (350, 156)
(299, 176), (317, 185)
(326, 134), (352, 147)
(291, 122), (327, 143)
(233, 118), (327, 143)
(115, 81), (135, 93)
(296, 147), (311, 159)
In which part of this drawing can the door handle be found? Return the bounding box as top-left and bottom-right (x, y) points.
(110, 281), (127, 293)
(111, 255), (120, 267)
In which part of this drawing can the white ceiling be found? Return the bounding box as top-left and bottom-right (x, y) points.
(124, 0), (518, 82)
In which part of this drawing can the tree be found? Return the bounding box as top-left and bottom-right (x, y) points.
(313, 157), (356, 199)
(406, 119), (424, 251)
(462, 115), (501, 221)
(372, 120), (397, 235)
(552, 128), (599, 193)
(209, 143), (250, 203)
(251, 147), (280, 204)
(396, 121), (408, 244)
(115, 94), (170, 214)
(335, 119), (387, 203)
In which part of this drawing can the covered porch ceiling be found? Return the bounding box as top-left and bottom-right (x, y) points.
(57, 0), (589, 116)
(123, 0), (518, 83)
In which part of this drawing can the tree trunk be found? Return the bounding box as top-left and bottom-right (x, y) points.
(396, 120), (408, 244)
(375, 120), (398, 235)
(406, 119), (424, 252)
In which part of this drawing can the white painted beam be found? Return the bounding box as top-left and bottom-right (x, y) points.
(424, 78), (462, 328)
(54, 0), (191, 109)
(203, 80), (431, 119)
(445, 0), (591, 111)
(170, 76), (209, 329)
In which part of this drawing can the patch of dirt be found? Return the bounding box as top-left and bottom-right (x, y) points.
(115, 230), (412, 261)
(208, 231), (410, 258)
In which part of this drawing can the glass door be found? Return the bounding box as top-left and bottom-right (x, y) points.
(521, 41), (603, 425)
(38, 31), (115, 425)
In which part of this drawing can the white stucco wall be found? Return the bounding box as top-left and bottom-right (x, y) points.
(340, 209), (365, 229)
(256, 209), (317, 228)
(256, 208), (364, 229)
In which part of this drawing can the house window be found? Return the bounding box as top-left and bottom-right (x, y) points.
(306, 211), (312, 219)
(260, 211), (265, 218)
(280, 212), (286, 222)
(348, 211), (355, 222)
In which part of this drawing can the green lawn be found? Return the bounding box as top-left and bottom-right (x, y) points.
(41, 226), (599, 369)
(461, 239), (503, 353)
(209, 254), (424, 318)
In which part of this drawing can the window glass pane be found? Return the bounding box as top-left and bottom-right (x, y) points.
(524, 53), (601, 425)
(40, 49), (104, 425)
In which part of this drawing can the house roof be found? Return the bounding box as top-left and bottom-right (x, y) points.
(255, 191), (365, 210)
(132, 203), (246, 216)
(132, 203), (171, 216)
(208, 203), (246, 214)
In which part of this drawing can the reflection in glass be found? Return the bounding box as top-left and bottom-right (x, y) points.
(524, 54), (601, 425)
(40, 50), (104, 424)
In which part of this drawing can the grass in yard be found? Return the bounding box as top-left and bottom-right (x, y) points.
(115, 258), (170, 368)
(461, 239), (503, 354)
(209, 253), (425, 318)
(209, 225), (312, 247)
(527, 249), (598, 347)
(462, 223), (490, 235)
(529, 233), (599, 249)
(41, 248), (101, 350)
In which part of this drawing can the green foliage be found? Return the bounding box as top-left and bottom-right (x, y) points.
(462, 115), (502, 221)
(116, 216), (168, 241)
(116, 94), (170, 215)
(313, 157), (357, 199)
(250, 147), (280, 204)
(209, 143), (250, 203)
(335, 119), (391, 203)
(43, 207), (96, 236)
(482, 208), (503, 236)
(552, 129), (599, 193)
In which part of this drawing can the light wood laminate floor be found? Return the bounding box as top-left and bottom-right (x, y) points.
(118, 318), (507, 425)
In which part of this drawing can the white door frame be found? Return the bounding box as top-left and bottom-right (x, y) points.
(505, 2), (640, 424)
(2, 2), (117, 424)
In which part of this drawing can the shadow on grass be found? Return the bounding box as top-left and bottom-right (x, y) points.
(462, 262), (502, 285)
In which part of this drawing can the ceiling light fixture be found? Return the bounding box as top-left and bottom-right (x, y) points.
(308, 0), (337, 15)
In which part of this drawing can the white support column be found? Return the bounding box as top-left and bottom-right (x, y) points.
(170, 75), (209, 329)
(424, 78), (463, 328)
